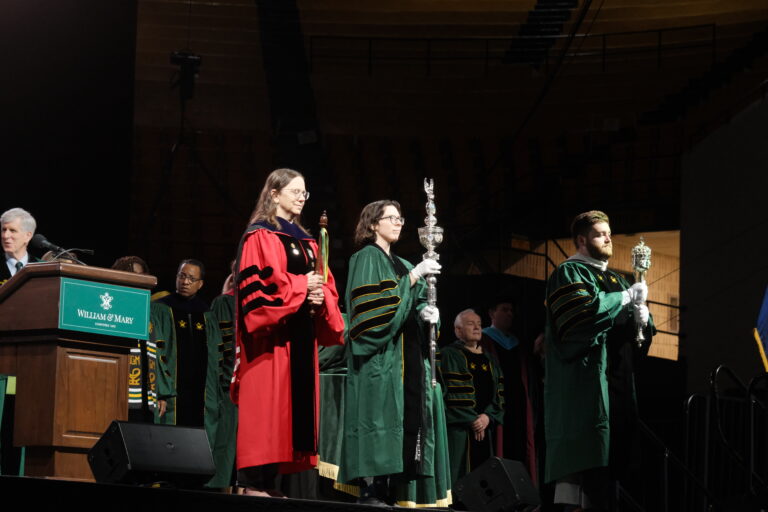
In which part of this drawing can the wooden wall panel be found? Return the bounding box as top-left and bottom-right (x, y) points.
(56, 348), (128, 449)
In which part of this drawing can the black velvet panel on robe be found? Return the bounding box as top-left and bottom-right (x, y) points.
(158, 293), (210, 428)
(269, 220), (317, 453)
(383, 247), (427, 478)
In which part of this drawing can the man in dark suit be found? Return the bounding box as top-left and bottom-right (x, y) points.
(1, 208), (36, 285)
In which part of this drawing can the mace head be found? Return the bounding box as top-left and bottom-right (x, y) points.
(631, 236), (652, 272)
(424, 178), (434, 197)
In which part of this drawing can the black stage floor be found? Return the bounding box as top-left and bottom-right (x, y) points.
(0, 475), (450, 512)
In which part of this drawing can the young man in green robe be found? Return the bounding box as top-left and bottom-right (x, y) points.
(544, 210), (654, 511)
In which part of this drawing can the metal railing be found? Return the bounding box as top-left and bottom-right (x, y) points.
(307, 23), (717, 76)
(635, 419), (720, 511)
(683, 365), (768, 510)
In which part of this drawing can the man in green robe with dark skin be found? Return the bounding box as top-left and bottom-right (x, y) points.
(544, 210), (654, 511)
(153, 259), (229, 488)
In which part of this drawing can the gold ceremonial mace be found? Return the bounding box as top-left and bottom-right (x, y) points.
(315, 210), (328, 279)
(310, 211), (329, 318)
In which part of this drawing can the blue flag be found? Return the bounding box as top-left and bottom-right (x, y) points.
(754, 286), (768, 372)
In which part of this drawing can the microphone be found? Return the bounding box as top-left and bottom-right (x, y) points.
(30, 234), (67, 254)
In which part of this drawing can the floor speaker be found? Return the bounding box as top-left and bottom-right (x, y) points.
(454, 457), (540, 512)
(88, 420), (215, 487)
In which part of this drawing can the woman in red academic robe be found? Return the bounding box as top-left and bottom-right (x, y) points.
(231, 168), (344, 496)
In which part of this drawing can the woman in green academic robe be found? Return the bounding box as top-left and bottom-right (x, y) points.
(338, 199), (452, 508)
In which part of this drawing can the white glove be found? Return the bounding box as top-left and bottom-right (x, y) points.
(634, 304), (649, 327)
(626, 282), (648, 305)
(420, 305), (440, 324)
(410, 259), (441, 280)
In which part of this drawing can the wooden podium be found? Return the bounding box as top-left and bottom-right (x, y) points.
(0, 262), (156, 480)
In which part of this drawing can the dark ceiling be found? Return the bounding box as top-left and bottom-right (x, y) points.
(3, 0), (768, 297)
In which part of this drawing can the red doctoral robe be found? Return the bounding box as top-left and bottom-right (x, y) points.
(231, 220), (344, 473)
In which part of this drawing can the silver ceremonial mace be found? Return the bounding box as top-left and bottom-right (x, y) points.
(418, 178), (443, 388)
(631, 237), (652, 347)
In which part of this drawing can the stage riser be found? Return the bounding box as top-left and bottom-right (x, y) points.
(0, 476), (450, 512)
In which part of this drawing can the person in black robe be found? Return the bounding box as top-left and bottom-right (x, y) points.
(156, 259), (211, 427)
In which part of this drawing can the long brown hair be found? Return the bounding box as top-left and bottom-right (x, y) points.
(354, 199), (401, 247)
(248, 168), (309, 234)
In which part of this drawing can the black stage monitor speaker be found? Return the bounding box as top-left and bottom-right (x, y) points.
(454, 457), (540, 512)
(88, 421), (215, 487)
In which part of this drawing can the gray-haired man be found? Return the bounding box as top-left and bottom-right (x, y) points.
(1, 208), (37, 284)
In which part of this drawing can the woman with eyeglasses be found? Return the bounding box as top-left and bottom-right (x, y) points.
(338, 199), (451, 507)
(230, 168), (344, 496)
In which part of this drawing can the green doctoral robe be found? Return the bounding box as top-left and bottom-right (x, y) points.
(544, 256), (654, 483)
(439, 340), (504, 486)
(209, 292), (237, 488)
(339, 243), (451, 507)
(152, 301), (229, 487)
